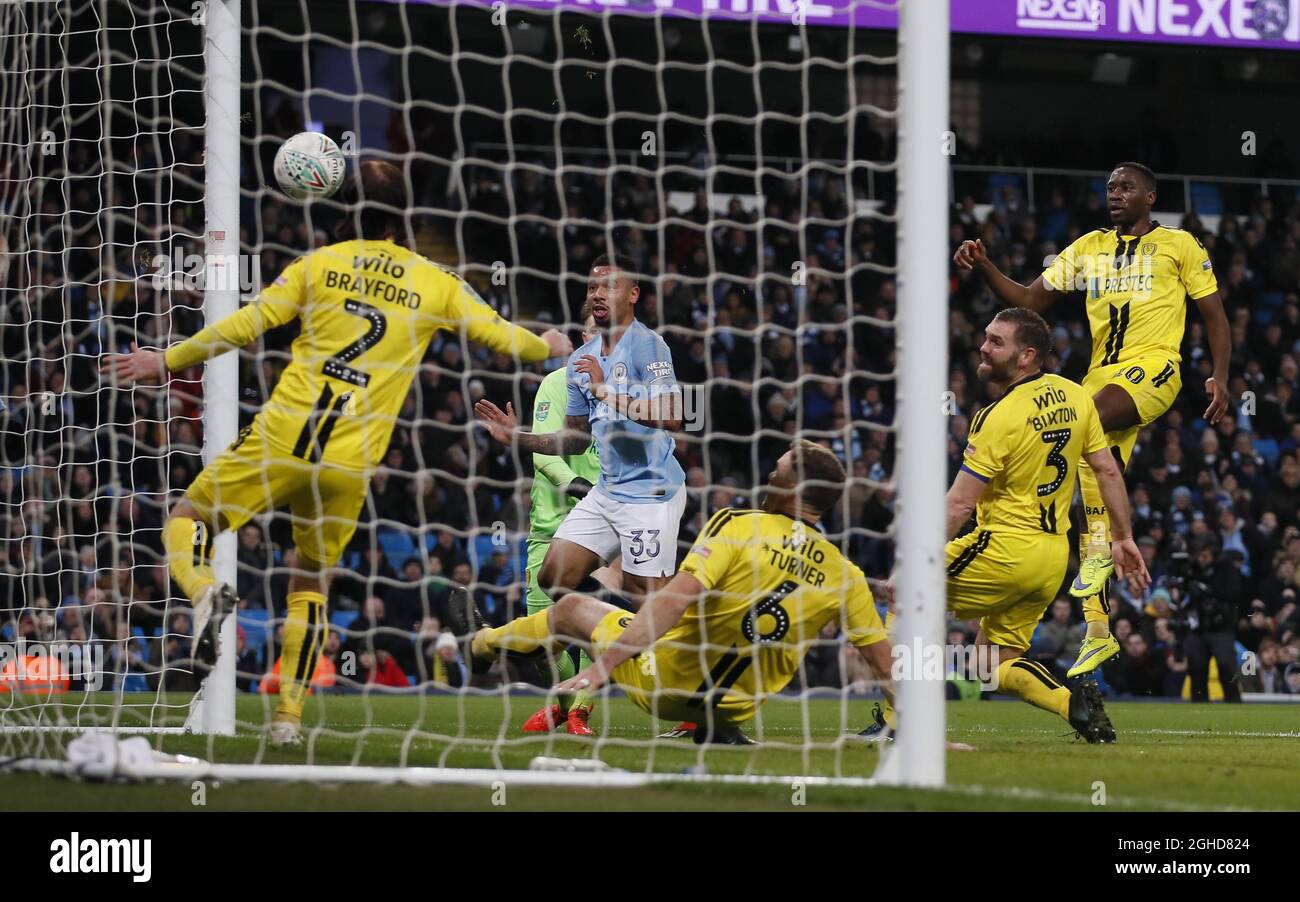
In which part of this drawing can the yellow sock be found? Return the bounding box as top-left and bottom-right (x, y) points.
(879, 610), (897, 725)
(1082, 589), (1111, 639)
(1077, 458), (1114, 641)
(569, 649), (596, 714)
(473, 608), (558, 659)
(275, 591), (327, 725)
(996, 657), (1071, 720)
(163, 516), (215, 603)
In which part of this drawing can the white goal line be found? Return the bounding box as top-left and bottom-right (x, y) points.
(8, 756), (877, 790)
(0, 726), (188, 735)
(3, 759), (1263, 811)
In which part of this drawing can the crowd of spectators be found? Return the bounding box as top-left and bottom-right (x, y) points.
(2, 124), (1299, 700)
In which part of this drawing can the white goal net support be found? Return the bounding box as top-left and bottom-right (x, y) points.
(1, 0), (947, 789)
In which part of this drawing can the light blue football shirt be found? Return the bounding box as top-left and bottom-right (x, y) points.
(565, 319), (685, 504)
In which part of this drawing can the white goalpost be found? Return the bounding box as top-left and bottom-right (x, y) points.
(183, 0), (240, 738)
(875, 0), (949, 788)
(3, 0), (949, 791)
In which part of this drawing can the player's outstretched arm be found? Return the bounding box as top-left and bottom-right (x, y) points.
(945, 469), (987, 540)
(453, 281), (572, 363)
(555, 571), (702, 695)
(954, 238), (1055, 313)
(1194, 289), (1231, 425)
(474, 400), (592, 456)
(1084, 446), (1151, 594)
(101, 291), (301, 386)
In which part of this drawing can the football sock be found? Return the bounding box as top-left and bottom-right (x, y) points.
(483, 607), (598, 714)
(879, 611), (897, 726)
(163, 516), (215, 603)
(1077, 459), (1114, 641)
(569, 649), (596, 714)
(275, 591), (327, 725)
(996, 657), (1070, 720)
(473, 608), (559, 659)
(1082, 589), (1111, 640)
(526, 598), (577, 684)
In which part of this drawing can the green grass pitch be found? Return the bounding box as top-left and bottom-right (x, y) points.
(2, 693), (1297, 811)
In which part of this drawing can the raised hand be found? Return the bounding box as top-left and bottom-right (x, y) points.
(1111, 537), (1151, 594)
(540, 328), (573, 359)
(574, 354), (604, 390)
(473, 398), (518, 445)
(99, 342), (168, 386)
(953, 238), (989, 271)
(1203, 376), (1229, 425)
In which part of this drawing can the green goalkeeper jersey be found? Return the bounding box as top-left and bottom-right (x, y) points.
(529, 367), (601, 540)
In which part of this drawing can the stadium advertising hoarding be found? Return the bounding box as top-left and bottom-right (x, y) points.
(427, 0), (1300, 50)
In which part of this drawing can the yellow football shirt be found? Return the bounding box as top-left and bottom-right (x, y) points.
(668, 508), (886, 718)
(164, 239), (550, 470)
(962, 372), (1108, 536)
(1041, 224), (1217, 371)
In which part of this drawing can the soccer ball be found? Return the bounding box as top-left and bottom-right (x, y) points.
(273, 131), (346, 200)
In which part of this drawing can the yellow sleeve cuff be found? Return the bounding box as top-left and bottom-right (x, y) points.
(164, 340), (206, 372)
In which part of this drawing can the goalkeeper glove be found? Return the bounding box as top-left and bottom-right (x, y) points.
(565, 477), (593, 499)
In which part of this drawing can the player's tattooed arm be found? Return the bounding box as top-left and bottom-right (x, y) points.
(1193, 289), (1231, 425)
(954, 239), (1055, 313)
(576, 354), (683, 430)
(474, 400), (592, 455)
(523, 414), (593, 456)
(597, 386), (683, 430)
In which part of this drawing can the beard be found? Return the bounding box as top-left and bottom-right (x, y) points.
(978, 356), (1016, 384)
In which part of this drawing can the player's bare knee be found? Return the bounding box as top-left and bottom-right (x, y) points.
(554, 591), (585, 617)
(553, 593), (610, 646)
(169, 500), (226, 534)
(547, 593), (580, 637)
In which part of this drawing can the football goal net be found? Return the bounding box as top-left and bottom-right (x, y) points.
(0, 0), (946, 791)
